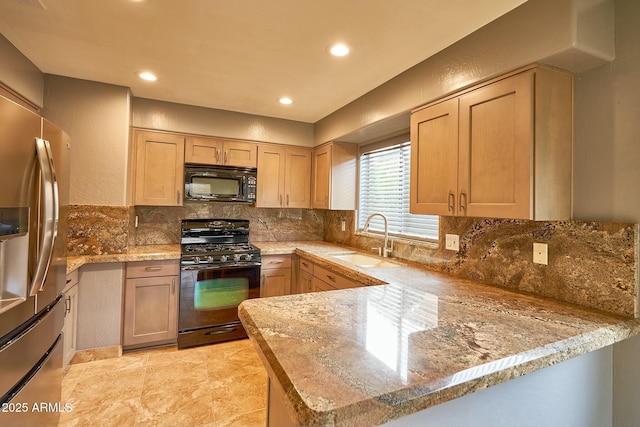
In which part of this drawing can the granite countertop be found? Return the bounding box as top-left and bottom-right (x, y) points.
(241, 241), (640, 426)
(66, 244), (181, 274)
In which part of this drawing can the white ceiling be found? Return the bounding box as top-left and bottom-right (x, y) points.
(0, 0), (526, 123)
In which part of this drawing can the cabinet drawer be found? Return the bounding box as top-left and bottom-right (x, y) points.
(126, 260), (180, 278)
(299, 258), (314, 274)
(312, 276), (336, 292)
(262, 255), (292, 270)
(313, 265), (359, 290)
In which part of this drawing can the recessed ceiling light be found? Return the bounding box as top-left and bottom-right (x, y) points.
(329, 43), (350, 57)
(279, 97), (293, 105)
(138, 71), (157, 81)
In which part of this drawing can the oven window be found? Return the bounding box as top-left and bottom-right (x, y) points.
(194, 277), (248, 310)
(191, 176), (239, 196)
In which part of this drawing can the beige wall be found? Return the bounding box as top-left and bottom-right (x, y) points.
(0, 34), (43, 108)
(573, 0), (640, 224)
(42, 75), (131, 206)
(315, 0), (614, 145)
(131, 97), (314, 147)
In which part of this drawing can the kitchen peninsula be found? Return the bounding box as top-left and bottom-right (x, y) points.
(240, 242), (640, 427)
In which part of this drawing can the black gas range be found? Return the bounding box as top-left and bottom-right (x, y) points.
(180, 219), (261, 268)
(178, 219), (261, 349)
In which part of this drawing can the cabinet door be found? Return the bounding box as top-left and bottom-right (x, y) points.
(410, 98), (459, 215)
(223, 140), (258, 168)
(458, 72), (533, 219)
(285, 147), (311, 208)
(299, 271), (313, 294)
(185, 136), (223, 165)
(62, 283), (78, 369)
(311, 144), (331, 209)
(123, 275), (178, 347)
(261, 268), (291, 298)
(134, 131), (185, 206)
(257, 145), (286, 207)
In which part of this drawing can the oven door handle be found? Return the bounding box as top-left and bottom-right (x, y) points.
(181, 263), (261, 271)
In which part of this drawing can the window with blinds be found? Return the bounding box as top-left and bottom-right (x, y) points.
(358, 141), (439, 241)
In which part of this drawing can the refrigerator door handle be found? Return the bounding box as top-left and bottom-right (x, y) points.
(29, 138), (59, 296)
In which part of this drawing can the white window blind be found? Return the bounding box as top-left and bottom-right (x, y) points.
(359, 141), (439, 241)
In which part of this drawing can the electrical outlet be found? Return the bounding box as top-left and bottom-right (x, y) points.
(533, 242), (548, 265)
(341, 220), (346, 232)
(445, 234), (460, 251)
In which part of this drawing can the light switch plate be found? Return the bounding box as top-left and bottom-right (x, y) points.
(445, 234), (460, 251)
(533, 242), (548, 265)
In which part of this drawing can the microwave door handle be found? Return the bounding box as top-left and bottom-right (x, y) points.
(29, 138), (59, 296)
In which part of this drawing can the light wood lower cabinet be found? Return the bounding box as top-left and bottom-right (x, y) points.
(261, 255), (292, 298)
(62, 269), (79, 369)
(123, 260), (179, 350)
(297, 257), (362, 293)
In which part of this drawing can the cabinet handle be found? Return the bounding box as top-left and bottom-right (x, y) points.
(326, 274), (337, 283)
(145, 266), (162, 272)
(215, 148), (220, 162)
(459, 191), (467, 213)
(224, 150), (228, 163)
(286, 194), (289, 206)
(171, 279), (176, 294)
(65, 295), (71, 316)
(448, 191), (455, 212)
(279, 195), (283, 207)
(177, 190), (181, 204)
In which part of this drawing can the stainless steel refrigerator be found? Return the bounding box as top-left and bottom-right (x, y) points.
(0, 94), (70, 426)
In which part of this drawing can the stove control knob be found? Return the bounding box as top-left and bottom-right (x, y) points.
(241, 253), (253, 262)
(220, 255), (229, 263)
(207, 256), (214, 263)
(193, 256), (201, 264)
(233, 254), (241, 262)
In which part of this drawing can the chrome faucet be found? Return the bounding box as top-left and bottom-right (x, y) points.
(362, 213), (393, 258)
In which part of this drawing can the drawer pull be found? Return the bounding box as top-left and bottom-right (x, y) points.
(269, 260), (284, 264)
(144, 266), (162, 272)
(326, 274), (337, 283)
(301, 262), (309, 267)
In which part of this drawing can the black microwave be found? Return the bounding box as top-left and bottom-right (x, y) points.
(184, 165), (257, 203)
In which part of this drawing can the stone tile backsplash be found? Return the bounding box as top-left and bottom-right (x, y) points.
(68, 204), (637, 317)
(67, 205), (129, 255)
(325, 210), (638, 318)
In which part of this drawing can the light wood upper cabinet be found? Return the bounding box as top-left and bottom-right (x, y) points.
(410, 66), (573, 220)
(257, 144), (311, 208)
(285, 147), (312, 208)
(134, 130), (185, 206)
(185, 136), (257, 168)
(410, 98), (459, 216)
(257, 145), (286, 207)
(311, 142), (357, 210)
(184, 136), (222, 164)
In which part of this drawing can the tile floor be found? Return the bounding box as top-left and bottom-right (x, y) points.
(58, 339), (268, 427)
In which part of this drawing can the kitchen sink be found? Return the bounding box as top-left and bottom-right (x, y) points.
(332, 253), (399, 268)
